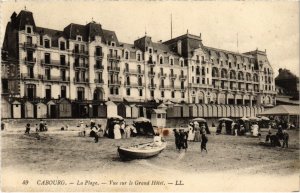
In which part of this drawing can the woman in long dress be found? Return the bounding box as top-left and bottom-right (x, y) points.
(114, 123), (122, 139)
(194, 122), (201, 142)
(187, 124), (195, 141)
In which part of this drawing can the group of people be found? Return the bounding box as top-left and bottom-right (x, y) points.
(111, 121), (136, 139)
(217, 121), (260, 137)
(265, 125), (289, 148)
(173, 126), (208, 153)
(24, 120), (48, 134)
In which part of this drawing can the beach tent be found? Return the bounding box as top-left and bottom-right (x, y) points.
(36, 102), (47, 118)
(24, 101), (34, 118)
(190, 118), (211, 134)
(217, 118), (234, 134)
(106, 101), (118, 117)
(133, 117), (155, 136)
(105, 116), (124, 139)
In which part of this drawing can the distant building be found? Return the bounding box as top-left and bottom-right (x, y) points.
(1, 10), (276, 118)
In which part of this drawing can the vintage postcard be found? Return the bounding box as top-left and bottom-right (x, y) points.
(1, 0), (299, 192)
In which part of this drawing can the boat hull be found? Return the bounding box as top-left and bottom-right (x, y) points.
(118, 142), (166, 160)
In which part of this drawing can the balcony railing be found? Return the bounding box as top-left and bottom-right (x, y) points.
(108, 80), (121, 86)
(74, 63), (89, 69)
(94, 52), (104, 58)
(159, 85), (171, 90)
(107, 54), (121, 60)
(94, 65), (104, 70)
(41, 59), (70, 67)
(169, 74), (177, 79)
(43, 76), (70, 82)
(24, 57), (36, 64)
(124, 69), (144, 75)
(124, 82), (145, 88)
(72, 49), (89, 56)
(94, 79), (104, 84)
(21, 73), (42, 80)
(148, 84), (157, 89)
(158, 73), (167, 78)
(179, 75), (187, 80)
(148, 72), (155, 77)
(22, 42), (37, 50)
(73, 78), (89, 84)
(107, 66), (120, 72)
(147, 60), (156, 65)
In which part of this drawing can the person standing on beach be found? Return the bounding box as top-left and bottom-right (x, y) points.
(201, 133), (208, 153)
(282, 130), (289, 148)
(25, 123), (31, 134)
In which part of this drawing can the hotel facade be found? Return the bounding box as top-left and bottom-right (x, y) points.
(1, 10), (276, 118)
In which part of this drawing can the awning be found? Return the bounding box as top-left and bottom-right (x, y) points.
(258, 105), (299, 116)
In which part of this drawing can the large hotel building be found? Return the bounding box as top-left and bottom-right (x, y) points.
(1, 10), (276, 118)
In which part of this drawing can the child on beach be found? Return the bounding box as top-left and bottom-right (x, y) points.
(25, 123), (30, 134)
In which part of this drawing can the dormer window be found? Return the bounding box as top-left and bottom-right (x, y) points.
(26, 26), (32, 34)
(60, 41), (66, 50)
(76, 35), (82, 41)
(159, 56), (163, 64)
(44, 39), (50, 48)
(170, 58), (174, 65)
(111, 42), (115, 46)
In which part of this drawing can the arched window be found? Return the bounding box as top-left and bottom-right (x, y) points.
(238, 72), (244, 80)
(160, 56), (163, 64)
(221, 69), (227, 78)
(230, 71), (236, 79)
(212, 68), (218, 77)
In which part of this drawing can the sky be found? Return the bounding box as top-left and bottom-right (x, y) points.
(1, 1), (299, 77)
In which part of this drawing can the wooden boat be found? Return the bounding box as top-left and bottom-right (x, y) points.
(118, 142), (167, 160)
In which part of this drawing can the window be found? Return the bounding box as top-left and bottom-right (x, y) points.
(161, 91), (164, 98)
(28, 66), (34, 78)
(192, 77), (194, 83)
(45, 53), (51, 64)
(125, 51), (129, 59)
(139, 89), (143, 97)
(74, 44), (79, 53)
(181, 81), (184, 89)
(77, 36), (82, 41)
(181, 92), (185, 98)
(126, 88), (131, 96)
(45, 85), (51, 99)
(61, 86), (66, 98)
(125, 63), (129, 72)
(150, 90), (154, 97)
(59, 41), (65, 50)
(44, 39), (50, 48)
(137, 65), (141, 73)
(45, 68), (51, 80)
(80, 45), (85, 52)
(137, 53), (141, 61)
(61, 69), (66, 81)
(114, 50), (118, 57)
(77, 87), (85, 100)
(149, 48), (152, 54)
(75, 71), (80, 82)
(26, 36), (32, 44)
(192, 66), (194, 72)
(160, 56), (163, 64)
(60, 55), (66, 65)
(110, 88), (114, 95)
(115, 88), (119, 95)
(202, 78), (205, 84)
(197, 77), (200, 84)
(96, 46), (102, 56)
(171, 91), (175, 98)
(26, 50), (33, 61)
(138, 76), (142, 86)
(180, 60), (184, 67)
(126, 76), (130, 85)
(161, 79), (164, 88)
(170, 58), (174, 65)
(26, 27), (32, 34)
(26, 84), (36, 99)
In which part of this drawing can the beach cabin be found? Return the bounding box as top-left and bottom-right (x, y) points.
(189, 104), (198, 118)
(11, 100), (21, 118)
(24, 101), (34, 118)
(173, 104), (182, 117)
(57, 98), (72, 118)
(117, 103), (126, 118)
(1, 98), (11, 118)
(106, 101), (118, 117)
(182, 104), (190, 118)
(36, 102), (47, 118)
(47, 100), (57, 118)
(131, 104), (139, 118)
(125, 105), (132, 118)
(151, 109), (166, 128)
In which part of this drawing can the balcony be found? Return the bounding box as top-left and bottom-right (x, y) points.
(124, 69), (144, 75)
(20, 73), (42, 81)
(179, 75), (187, 80)
(74, 63), (89, 69)
(24, 57), (36, 65)
(148, 72), (155, 77)
(74, 78), (89, 84)
(159, 85), (171, 90)
(94, 52), (104, 58)
(72, 49), (89, 56)
(22, 42), (37, 50)
(108, 80), (121, 86)
(94, 79), (104, 84)
(107, 54), (121, 61)
(107, 66), (120, 72)
(94, 65), (104, 70)
(190, 83), (213, 89)
(169, 74), (177, 79)
(147, 60), (156, 65)
(124, 82), (145, 88)
(41, 59), (70, 68)
(148, 84), (157, 89)
(43, 76), (70, 82)
(158, 73), (167, 78)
